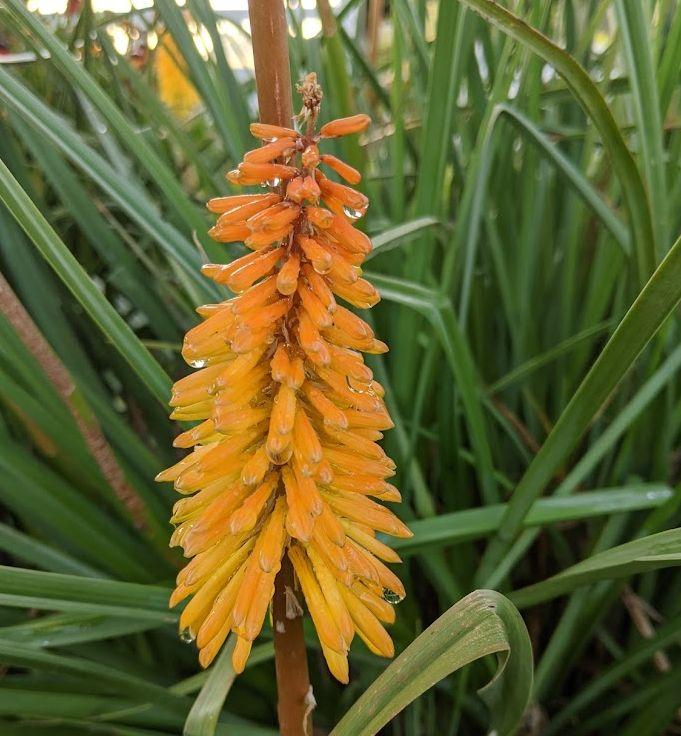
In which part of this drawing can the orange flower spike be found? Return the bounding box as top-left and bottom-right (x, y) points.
(239, 162), (299, 182)
(157, 90), (410, 682)
(276, 251), (301, 296)
(208, 223), (251, 243)
(318, 177), (369, 215)
(220, 247), (285, 293)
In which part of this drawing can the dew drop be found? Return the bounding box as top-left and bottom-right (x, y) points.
(342, 205), (365, 221)
(188, 358), (207, 368)
(312, 260), (331, 275)
(180, 627), (196, 643)
(346, 375), (369, 395)
(382, 588), (404, 605)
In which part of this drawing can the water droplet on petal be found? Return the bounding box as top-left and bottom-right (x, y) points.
(382, 588), (404, 605)
(180, 627), (196, 643)
(312, 260), (331, 275)
(343, 205), (365, 221)
(188, 358), (207, 368)
(268, 177), (282, 188)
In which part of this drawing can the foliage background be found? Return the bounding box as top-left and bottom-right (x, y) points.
(1, 0), (681, 733)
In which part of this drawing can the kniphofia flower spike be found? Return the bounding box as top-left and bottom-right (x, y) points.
(157, 94), (412, 683)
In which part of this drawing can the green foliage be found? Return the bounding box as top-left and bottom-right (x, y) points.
(0, 0), (681, 733)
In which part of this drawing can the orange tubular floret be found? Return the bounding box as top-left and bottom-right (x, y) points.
(320, 154), (362, 185)
(207, 193), (280, 214)
(319, 114), (371, 138)
(249, 122), (300, 139)
(243, 138), (297, 164)
(157, 101), (410, 681)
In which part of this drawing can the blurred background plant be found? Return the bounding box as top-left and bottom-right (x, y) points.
(1, 0), (681, 734)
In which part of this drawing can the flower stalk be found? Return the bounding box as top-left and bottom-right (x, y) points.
(248, 3), (311, 732)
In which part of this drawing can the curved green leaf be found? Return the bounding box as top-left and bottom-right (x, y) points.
(615, 0), (666, 251)
(331, 590), (532, 736)
(393, 484), (673, 554)
(366, 216), (442, 261)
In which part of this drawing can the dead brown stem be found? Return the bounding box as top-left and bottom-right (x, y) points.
(0, 270), (149, 532)
(246, 2), (312, 734)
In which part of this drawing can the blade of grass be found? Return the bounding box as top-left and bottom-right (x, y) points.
(0, 65), (212, 301)
(392, 484), (672, 554)
(370, 272), (499, 503)
(615, 0), (667, 252)
(457, 0), (656, 283)
(545, 612), (681, 735)
(366, 217), (441, 261)
(0, 524), (102, 578)
(183, 637), (236, 736)
(510, 528), (681, 608)
(4, 0), (211, 244)
(0, 158), (171, 404)
(476, 232), (681, 584)
(0, 566), (173, 622)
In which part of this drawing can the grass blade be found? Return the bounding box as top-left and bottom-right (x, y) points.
(511, 528), (681, 608)
(183, 637), (236, 736)
(477, 232), (681, 584)
(0, 158), (171, 404)
(457, 0), (656, 282)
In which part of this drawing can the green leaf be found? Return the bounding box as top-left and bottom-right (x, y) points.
(0, 158), (171, 405)
(615, 0), (667, 252)
(457, 0), (655, 282)
(366, 217), (442, 261)
(495, 104), (629, 253)
(0, 65), (211, 301)
(0, 613), (159, 649)
(0, 639), (184, 710)
(370, 272), (499, 504)
(0, 566), (173, 623)
(510, 528), (681, 608)
(0, 523), (101, 578)
(477, 231), (681, 584)
(183, 637), (236, 736)
(545, 613), (681, 735)
(154, 0), (245, 160)
(330, 590), (532, 736)
(392, 484), (673, 554)
(4, 0), (209, 242)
